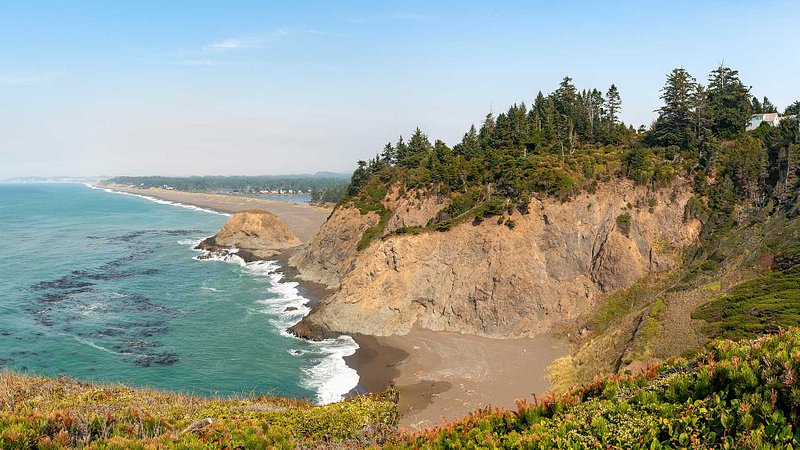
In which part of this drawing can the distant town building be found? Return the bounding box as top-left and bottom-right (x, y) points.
(747, 112), (782, 131)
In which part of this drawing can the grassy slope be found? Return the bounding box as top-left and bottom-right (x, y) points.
(0, 373), (397, 449)
(6, 330), (800, 448)
(550, 206), (800, 391)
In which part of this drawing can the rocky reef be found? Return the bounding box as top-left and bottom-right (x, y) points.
(197, 209), (302, 261)
(290, 180), (701, 340)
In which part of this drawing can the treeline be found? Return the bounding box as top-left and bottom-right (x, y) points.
(347, 77), (638, 208)
(106, 175), (349, 195)
(343, 65), (799, 234)
(310, 185), (347, 204)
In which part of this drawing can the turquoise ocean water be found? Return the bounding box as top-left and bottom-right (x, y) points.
(0, 183), (357, 403)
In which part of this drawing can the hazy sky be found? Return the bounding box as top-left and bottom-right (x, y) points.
(1, 1), (798, 178)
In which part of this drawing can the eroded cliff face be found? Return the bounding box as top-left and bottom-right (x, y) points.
(291, 180), (701, 339)
(288, 207), (380, 289)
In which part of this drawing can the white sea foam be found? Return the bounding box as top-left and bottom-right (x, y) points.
(189, 241), (360, 404)
(300, 335), (360, 404)
(86, 184), (230, 217)
(72, 335), (131, 356)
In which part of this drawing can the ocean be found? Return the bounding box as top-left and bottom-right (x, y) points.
(0, 183), (357, 404)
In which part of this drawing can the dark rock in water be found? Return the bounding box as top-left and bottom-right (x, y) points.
(289, 318), (340, 341)
(0, 358), (14, 366)
(284, 306), (298, 312)
(30, 276), (94, 291)
(0, 330), (12, 336)
(134, 352), (180, 367)
(163, 229), (203, 236)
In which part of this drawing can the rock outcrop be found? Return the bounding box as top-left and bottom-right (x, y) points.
(288, 207), (381, 289)
(197, 209), (302, 261)
(290, 180), (701, 340)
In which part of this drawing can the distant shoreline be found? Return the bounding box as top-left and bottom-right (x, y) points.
(97, 183), (331, 242)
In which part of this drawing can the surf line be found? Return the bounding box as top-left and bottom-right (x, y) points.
(85, 184), (230, 217)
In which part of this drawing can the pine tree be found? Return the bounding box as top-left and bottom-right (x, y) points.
(761, 96), (777, 113)
(707, 64), (752, 139)
(479, 112), (496, 148)
(554, 76), (578, 153)
(653, 68), (698, 149)
(454, 125), (481, 160)
(380, 142), (395, 164)
(590, 88), (605, 135)
(346, 160), (371, 196)
(402, 128), (432, 168)
(531, 91), (556, 147)
(751, 96), (763, 114)
(605, 84), (622, 125)
(394, 136), (408, 167)
(785, 101), (800, 116)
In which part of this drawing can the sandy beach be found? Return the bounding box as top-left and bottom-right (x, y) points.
(347, 330), (568, 431)
(100, 184), (568, 430)
(100, 184), (331, 241)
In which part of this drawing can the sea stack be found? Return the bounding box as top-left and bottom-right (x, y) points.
(197, 209), (302, 261)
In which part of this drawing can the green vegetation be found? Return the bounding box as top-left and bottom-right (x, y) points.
(9, 331), (800, 448)
(693, 265), (800, 340)
(0, 372), (397, 448)
(106, 174), (349, 195)
(309, 184), (347, 204)
(616, 212), (632, 237)
(389, 329), (800, 448)
(590, 277), (666, 334)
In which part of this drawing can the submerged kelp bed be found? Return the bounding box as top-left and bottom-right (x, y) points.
(0, 373), (398, 448)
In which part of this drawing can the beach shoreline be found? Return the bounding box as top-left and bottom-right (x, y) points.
(96, 183), (331, 242)
(95, 182), (568, 430)
(347, 330), (568, 431)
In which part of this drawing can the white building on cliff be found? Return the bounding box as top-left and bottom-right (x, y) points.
(747, 113), (783, 131)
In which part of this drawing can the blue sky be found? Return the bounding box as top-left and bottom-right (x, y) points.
(1, 1), (798, 177)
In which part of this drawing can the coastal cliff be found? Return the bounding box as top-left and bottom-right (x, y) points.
(290, 180), (701, 339)
(197, 209), (302, 261)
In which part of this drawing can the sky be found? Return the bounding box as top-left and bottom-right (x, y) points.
(1, 1), (798, 178)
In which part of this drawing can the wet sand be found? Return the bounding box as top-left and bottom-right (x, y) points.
(348, 329), (568, 431)
(100, 184), (331, 241)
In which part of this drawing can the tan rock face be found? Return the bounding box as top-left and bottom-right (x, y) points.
(292, 180), (701, 339)
(382, 187), (449, 234)
(198, 210), (301, 260)
(288, 207), (380, 289)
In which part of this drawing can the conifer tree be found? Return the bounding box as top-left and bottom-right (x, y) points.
(652, 67), (698, 149)
(554, 76), (578, 153)
(707, 64), (752, 139)
(454, 125), (481, 160)
(761, 96), (777, 113)
(605, 84), (621, 125)
(479, 112), (496, 148)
